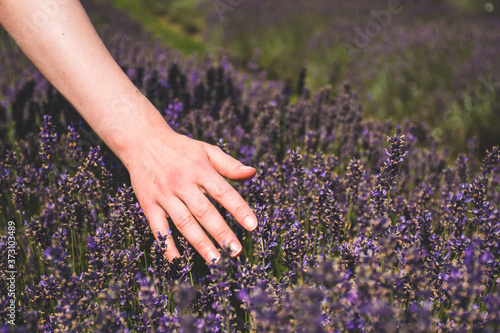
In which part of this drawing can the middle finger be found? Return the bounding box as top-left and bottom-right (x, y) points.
(181, 189), (242, 257)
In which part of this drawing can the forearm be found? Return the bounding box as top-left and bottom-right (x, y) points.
(0, 0), (170, 166)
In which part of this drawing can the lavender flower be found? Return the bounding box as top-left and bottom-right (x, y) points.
(371, 134), (408, 217)
(39, 115), (57, 171)
(0, 1), (499, 330)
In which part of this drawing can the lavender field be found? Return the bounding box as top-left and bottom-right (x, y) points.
(1, 0), (500, 332)
(202, 0), (500, 156)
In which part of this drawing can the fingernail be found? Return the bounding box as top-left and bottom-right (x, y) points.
(208, 250), (220, 263)
(240, 165), (256, 172)
(244, 216), (258, 231)
(228, 242), (242, 256)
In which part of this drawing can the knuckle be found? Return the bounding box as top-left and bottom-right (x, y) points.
(214, 182), (233, 199)
(150, 227), (163, 239)
(164, 246), (180, 261)
(174, 214), (193, 232)
(213, 227), (232, 244)
(195, 201), (214, 220)
(225, 158), (240, 171)
(233, 204), (247, 218)
(193, 238), (213, 252)
(164, 244), (177, 255)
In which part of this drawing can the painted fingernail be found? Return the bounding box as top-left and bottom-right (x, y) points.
(244, 216), (258, 231)
(228, 242), (242, 256)
(208, 250), (220, 264)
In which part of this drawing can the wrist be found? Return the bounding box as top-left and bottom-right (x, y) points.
(93, 92), (175, 170)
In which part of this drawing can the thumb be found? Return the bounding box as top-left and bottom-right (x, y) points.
(204, 144), (256, 181)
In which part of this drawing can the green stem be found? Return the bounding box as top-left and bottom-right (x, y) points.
(143, 245), (149, 274)
(312, 226), (320, 257)
(298, 188), (304, 230)
(70, 226), (76, 274)
(223, 296), (231, 333)
(344, 196), (353, 239)
(249, 312), (254, 332)
(260, 237), (266, 268)
(48, 172), (61, 224)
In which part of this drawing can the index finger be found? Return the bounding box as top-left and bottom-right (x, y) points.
(203, 175), (258, 232)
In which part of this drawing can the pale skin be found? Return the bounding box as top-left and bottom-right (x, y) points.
(0, 0), (258, 263)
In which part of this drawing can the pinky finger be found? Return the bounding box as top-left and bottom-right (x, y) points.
(144, 204), (181, 262)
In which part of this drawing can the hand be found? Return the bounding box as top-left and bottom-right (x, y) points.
(127, 127), (258, 263)
(0, 0), (259, 263)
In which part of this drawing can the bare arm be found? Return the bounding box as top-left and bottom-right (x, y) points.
(0, 0), (258, 263)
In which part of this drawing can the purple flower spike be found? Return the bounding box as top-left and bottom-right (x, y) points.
(39, 115), (58, 170)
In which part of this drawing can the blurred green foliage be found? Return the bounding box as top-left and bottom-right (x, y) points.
(101, 0), (205, 56)
(137, 0), (204, 34)
(201, 0), (500, 156)
(76, 0), (500, 156)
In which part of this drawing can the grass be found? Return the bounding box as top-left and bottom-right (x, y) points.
(164, 0), (206, 35)
(99, 0), (205, 57)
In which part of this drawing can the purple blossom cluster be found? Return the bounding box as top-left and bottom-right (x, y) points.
(1, 1), (500, 332)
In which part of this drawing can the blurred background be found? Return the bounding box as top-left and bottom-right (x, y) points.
(5, 0), (500, 156)
(132, 0), (500, 156)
